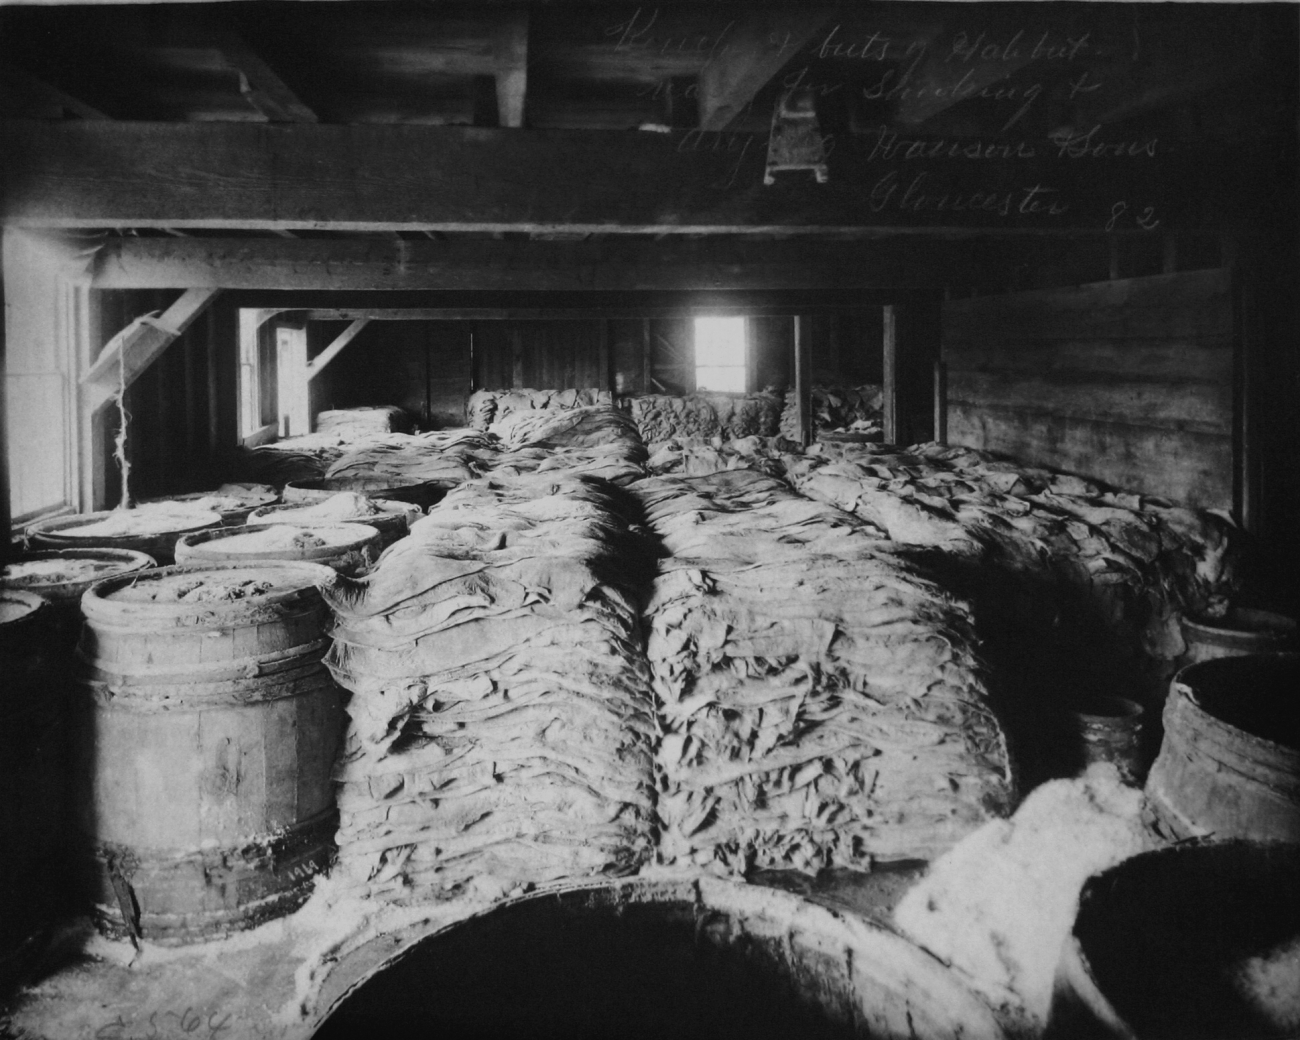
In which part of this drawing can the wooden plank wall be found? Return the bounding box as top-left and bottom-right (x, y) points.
(943, 268), (1233, 510)
(310, 321), (472, 429)
(97, 290), (236, 505)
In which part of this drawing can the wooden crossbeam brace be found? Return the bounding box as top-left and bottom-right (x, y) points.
(305, 318), (369, 380)
(0, 65), (110, 121)
(696, 10), (835, 131)
(210, 29), (318, 123)
(81, 288), (221, 406)
(494, 8), (529, 128)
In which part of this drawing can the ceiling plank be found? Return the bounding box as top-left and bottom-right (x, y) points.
(0, 66), (110, 121)
(2, 121), (1236, 235)
(209, 29), (317, 123)
(494, 8), (529, 129)
(306, 318), (370, 379)
(696, 9), (836, 131)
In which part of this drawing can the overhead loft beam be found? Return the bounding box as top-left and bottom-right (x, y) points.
(0, 66), (109, 121)
(493, 8), (528, 128)
(209, 29), (317, 123)
(81, 288), (221, 407)
(696, 9), (835, 131)
(1, 121), (1233, 234)
(305, 318), (369, 379)
(89, 236), (941, 292)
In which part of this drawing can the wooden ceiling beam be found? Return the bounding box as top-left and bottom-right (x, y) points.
(89, 235), (935, 292)
(209, 29), (317, 123)
(493, 8), (529, 128)
(696, 9), (836, 131)
(2, 121), (1234, 235)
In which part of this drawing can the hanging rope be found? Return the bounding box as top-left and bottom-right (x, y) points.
(113, 344), (132, 510)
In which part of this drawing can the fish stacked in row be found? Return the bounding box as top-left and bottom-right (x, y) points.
(644, 436), (791, 479)
(315, 406), (412, 437)
(325, 430), (499, 486)
(235, 433), (354, 487)
(625, 392), (781, 445)
(466, 388), (614, 430)
(785, 442), (1238, 700)
(780, 385), (884, 441)
(489, 406), (648, 486)
(632, 469), (1014, 876)
(323, 472), (658, 900)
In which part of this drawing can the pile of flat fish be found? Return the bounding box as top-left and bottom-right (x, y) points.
(325, 430), (499, 486)
(323, 472), (658, 900)
(316, 406), (412, 437)
(631, 469), (1014, 876)
(466, 388), (613, 430)
(780, 385), (884, 441)
(626, 392), (781, 445)
(786, 442), (1238, 698)
(489, 406), (648, 486)
(645, 436), (791, 480)
(235, 433), (352, 487)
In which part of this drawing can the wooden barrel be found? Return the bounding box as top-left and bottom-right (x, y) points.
(1145, 653), (1299, 843)
(1179, 607), (1297, 667)
(1, 591), (64, 978)
(1049, 841), (1300, 1039)
(2, 548), (156, 610)
(248, 500), (417, 549)
(175, 523), (382, 576)
(1063, 697), (1147, 786)
(72, 562), (347, 944)
(283, 476), (454, 510)
(29, 510), (222, 564)
(140, 484), (279, 527)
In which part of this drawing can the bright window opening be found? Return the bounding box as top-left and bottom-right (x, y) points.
(694, 316), (747, 393)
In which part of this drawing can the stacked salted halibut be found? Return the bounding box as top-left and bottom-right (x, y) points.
(785, 442), (1237, 685)
(323, 472), (657, 900)
(325, 429), (499, 486)
(632, 470), (1014, 875)
(489, 406), (648, 486)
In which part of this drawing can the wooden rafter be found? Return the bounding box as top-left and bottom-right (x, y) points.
(209, 29), (317, 123)
(493, 8), (529, 128)
(305, 318), (370, 379)
(3, 121), (1230, 234)
(696, 9), (835, 131)
(0, 65), (109, 121)
(88, 236), (938, 292)
(81, 288), (222, 405)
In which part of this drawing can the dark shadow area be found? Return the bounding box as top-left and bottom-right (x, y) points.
(314, 896), (862, 1040)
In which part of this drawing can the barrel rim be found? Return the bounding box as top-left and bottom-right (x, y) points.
(0, 586), (49, 623)
(2, 547), (156, 598)
(247, 502), (410, 529)
(28, 509), (223, 539)
(1170, 651), (1300, 755)
(177, 522), (383, 554)
(80, 560), (339, 622)
(1180, 607), (1297, 641)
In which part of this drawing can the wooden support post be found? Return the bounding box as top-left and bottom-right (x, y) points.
(493, 8), (529, 128)
(933, 359), (948, 446)
(0, 258), (8, 550)
(206, 309), (220, 460)
(511, 326), (524, 389)
(883, 305), (900, 445)
(305, 318), (369, 380)
(641, 319), (652, 394)
(599, 319), (612, 392)
(793, 314), (812, 447)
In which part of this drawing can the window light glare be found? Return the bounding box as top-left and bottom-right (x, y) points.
(694, 316), (747, 393)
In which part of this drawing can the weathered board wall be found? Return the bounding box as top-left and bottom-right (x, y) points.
(311, 321), (472, 430)
(943, 268), (1233, 510)
(96, 290), (237, 505)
